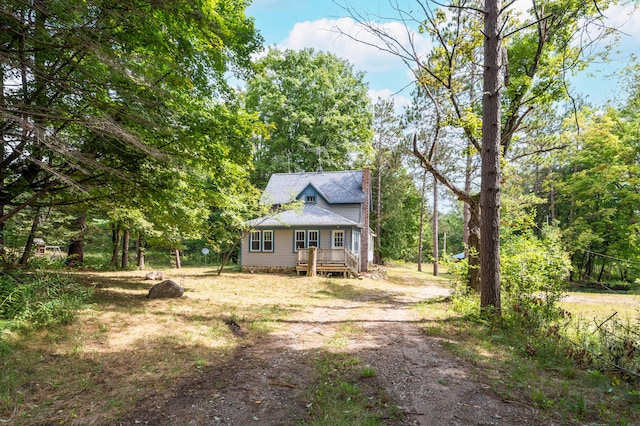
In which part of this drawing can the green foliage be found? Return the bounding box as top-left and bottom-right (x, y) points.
(552, 104), (640, 283)
(377, 168), (421, 262)
(0, 271), (92, 330)
(500, 224), (572, 327)
(0, 0), (262, 223)
(447, 221), (571, 327)
(245, 48), (374, 187)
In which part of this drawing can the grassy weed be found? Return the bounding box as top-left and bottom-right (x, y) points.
(301, 353), (399, 425)
(411, 282), (640, 425)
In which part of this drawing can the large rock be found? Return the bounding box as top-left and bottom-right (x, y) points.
(147, 280), (184, 299)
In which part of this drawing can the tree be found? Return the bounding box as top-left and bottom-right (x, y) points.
(479, 0), (502, 311)
(554, 106), (640, 282)
(0, 0), (261, 231)
(377, 162), (422, 262)
(245, 48), (374, 187)
(371, 98), (406, 264)
(343, 0), (619, 311)
(1, 1), (264, 267)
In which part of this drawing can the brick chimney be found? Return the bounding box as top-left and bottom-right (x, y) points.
(360, 168), (370, 273)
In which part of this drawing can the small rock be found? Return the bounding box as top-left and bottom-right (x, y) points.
(145, 271), (164, 280)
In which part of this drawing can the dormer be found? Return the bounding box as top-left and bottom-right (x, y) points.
(296, 183), (326, 205)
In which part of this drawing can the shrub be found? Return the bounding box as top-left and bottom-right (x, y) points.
(0, 271), (92, 329)
(445, 224), (571, 329)
(500, 225), (572, 329)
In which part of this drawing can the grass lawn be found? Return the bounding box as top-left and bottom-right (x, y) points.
(1, 264), (638, 425)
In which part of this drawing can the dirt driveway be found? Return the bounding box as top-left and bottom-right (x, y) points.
(118, 273), (545, 425)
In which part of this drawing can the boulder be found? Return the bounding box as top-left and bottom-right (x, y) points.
(147, 280), (184, 299)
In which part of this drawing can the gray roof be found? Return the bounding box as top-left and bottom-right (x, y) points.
(261, 170), (365, 205)
(247, 203), (361, 228)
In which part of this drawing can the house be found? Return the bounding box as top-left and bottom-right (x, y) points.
(241, 169), (374, 276)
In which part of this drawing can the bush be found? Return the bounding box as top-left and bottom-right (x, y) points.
(0, 271), (92, 329)
(445, 225), (572, 329)
(500, 225), (572, 329)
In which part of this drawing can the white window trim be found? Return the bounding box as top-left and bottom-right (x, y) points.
(249, 231), (261, 252)
(332, 230), (345, 249)
(294, 230), (306, 250)
(308, 230), (319, 247)
(352, 229), (360, 253)
(262, 230), (274, 252)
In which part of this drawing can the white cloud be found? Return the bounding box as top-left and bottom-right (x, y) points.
(279, 17), (431, 74)
(600, 3), (640, 36)
(368, 88), (411, 115)
(276, 16), (429, 110)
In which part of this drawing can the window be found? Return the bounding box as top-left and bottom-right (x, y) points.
(352, 230), (360, 253)
(308, 230), (319, 248)
(250, 231), (261, 252)
(262, 230), (274, 252)
(249, 230), (274, 252)
(305, 195), (316, 203)
(332, 230), (344, 248)
(295, 230), (306, 249)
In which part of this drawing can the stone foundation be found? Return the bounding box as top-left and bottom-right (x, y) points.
(241, 266), (296, 274)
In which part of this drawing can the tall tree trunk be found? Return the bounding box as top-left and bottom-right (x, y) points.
(174, 248), (181, 269)
(66, 213), (87, 267)
(548, 166), (556, 221)
(463, 142), (472, 251)
(136, 233), (145, 269)
(109, 223), (121, 268)
(0, 61), (5, 255)
(463, 64), (476, 253)
(417, 171), (427, 272)
(468, 199), (481, 292)
(121, 228), (130, 269)
(584, 252), (593, 280)
(479, 0), (502, 312)
(19, 207), (42, 266)
(597, 261), (606, 283)
(432, 175), (439, 276)
(375, 164), (383, 264)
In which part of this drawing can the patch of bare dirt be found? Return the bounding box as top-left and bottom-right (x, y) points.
(118, 275), (550, 425)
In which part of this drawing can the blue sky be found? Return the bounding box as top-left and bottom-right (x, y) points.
(246, 0), (640, 109)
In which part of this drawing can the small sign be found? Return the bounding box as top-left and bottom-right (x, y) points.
(201, 248), (210, 255)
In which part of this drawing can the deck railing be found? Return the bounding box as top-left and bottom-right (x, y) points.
(297, 248), (359, 274)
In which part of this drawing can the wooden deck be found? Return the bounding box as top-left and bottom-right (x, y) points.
(296, 248), (359, 278)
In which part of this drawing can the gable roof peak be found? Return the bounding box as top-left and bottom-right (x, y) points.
(262, 170), (365, 205)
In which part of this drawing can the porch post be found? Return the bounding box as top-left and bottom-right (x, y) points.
(308, 246), (317, 277)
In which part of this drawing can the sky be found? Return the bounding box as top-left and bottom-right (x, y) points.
(246, 0), (640, 110)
